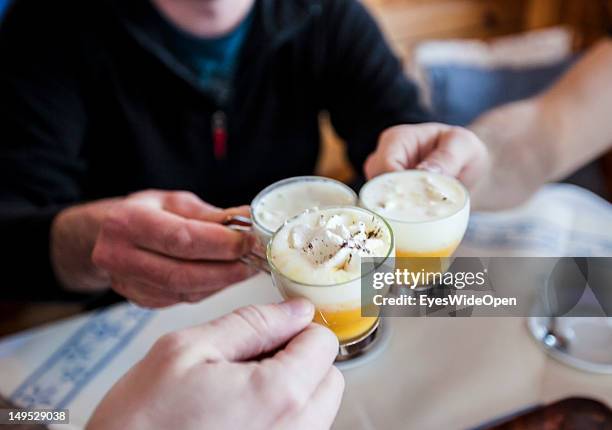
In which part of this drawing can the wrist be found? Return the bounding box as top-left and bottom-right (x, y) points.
(51, 198), (120, 292)
(469, 97), (558, 210)
(531, 95), (564, 182)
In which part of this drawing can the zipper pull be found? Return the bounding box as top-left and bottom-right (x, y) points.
(212, 110), (227, 160)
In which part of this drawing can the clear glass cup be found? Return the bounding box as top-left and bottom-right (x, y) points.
(359, 170), (470, 277)
(249, 176), (358, 247)
(267, 206), (395, 344)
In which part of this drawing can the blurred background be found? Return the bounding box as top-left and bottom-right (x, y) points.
(1, 0), (611, 334)
(317, 0), (612, 200)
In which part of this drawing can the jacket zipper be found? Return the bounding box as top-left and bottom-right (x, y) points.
(212, 110), (227, 160)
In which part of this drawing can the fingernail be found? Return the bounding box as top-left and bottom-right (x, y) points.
(417, 162), (442, 174)
(280, 299), (314, 317)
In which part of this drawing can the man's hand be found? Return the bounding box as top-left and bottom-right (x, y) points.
(87, 299), (344, 430)
(51, 190), (256, 307)
(364, 123), (490, 190)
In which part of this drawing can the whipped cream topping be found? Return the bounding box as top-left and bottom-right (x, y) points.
(253, 178), (356, 233)
(289, 214), (386, 271)
(360, 170), (466, 222)
(270, 208), (392, 285)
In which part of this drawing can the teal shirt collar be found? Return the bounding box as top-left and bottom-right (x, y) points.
(145, 1), (254, 103)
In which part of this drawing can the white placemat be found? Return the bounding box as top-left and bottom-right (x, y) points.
(1, 184), (611, 429)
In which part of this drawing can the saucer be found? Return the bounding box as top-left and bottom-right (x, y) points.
(528, 316), (612, 374)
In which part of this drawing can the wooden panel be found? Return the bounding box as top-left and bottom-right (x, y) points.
(559, 0), (612, 49)
(525, 0), (563, 29)
(389, 18), (525, 61)
(364, 0), (527, 44)
(315, 114), (355, 182)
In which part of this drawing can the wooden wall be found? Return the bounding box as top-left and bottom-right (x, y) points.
(364, 0), (612, 57)
(365, 0), (529, 61)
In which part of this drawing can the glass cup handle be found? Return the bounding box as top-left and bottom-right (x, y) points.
(239, 252), (271, 274)
(224, 215), (271, 274)
(223, 215), (252, 231)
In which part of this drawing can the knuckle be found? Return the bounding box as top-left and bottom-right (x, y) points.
(248, 364), (269, 391)
(101, 207), (130, 236)
(282, 389), (306, 416)
(166, 191), (198, 208)
(251, 366), (306, 415)
(233, 305), (271, 338)
(152, 332), (188, 359)
(163, 225), (194, 256)
(278, 373), (308, 414)
(91, 242), (115, 269)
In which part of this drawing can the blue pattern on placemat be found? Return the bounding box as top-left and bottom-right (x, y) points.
(10, 304), (153, 409)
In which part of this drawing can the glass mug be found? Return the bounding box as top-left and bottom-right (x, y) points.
(227, 176), (358, 247)
(266, 206), (395, 347)
(224, 176), (357, 272)
(359, 170), (470, 284)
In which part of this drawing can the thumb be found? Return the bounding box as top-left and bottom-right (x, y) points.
(176, 299), (315, 363)
(416, 129), (472, 178)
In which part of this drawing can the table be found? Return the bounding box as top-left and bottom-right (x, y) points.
(1, 184), (611, 429)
